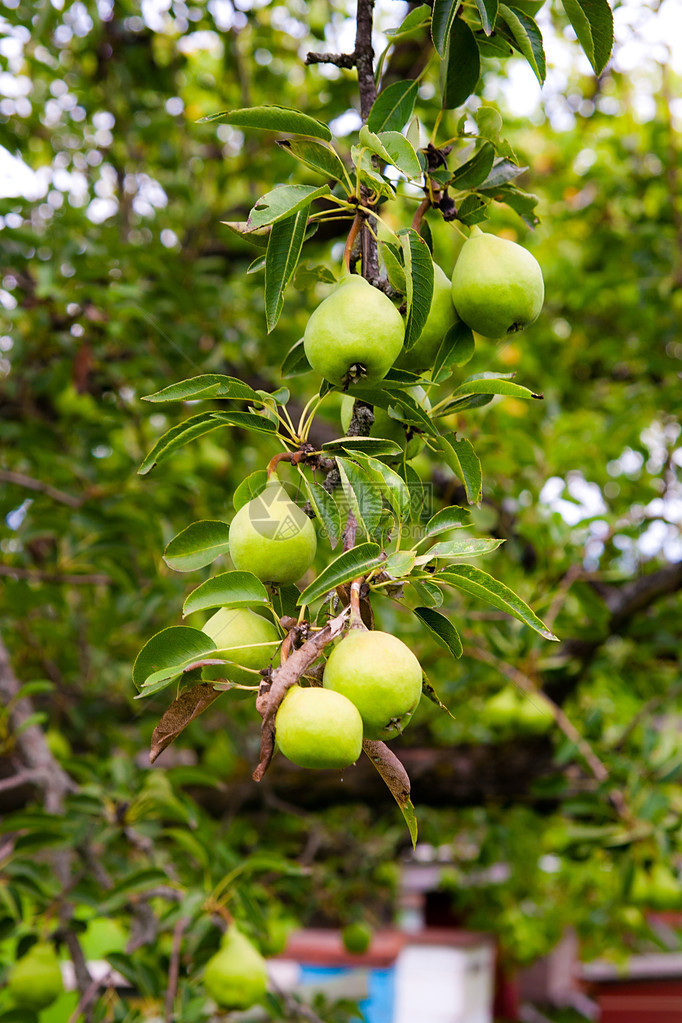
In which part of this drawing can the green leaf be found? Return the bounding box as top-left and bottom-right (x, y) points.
(406, 580), (444, 608)
(363, 456), (413, 521)
(384, 550), (417, 577)
(474, 0), (499, 34)
(350, 147), (396, 200)
(400, 228), (434, 351)
(336, 457), (384, 538)
(414, 606), (463, 658)
(438, 564), (559, 640)
(435, 393), (495, 414)
(0, 1008), (42, 1022)
(380, 241), (407, 293)
(297, 543), (384, 606)
(138, 412), (227, 476)
(382, 386), (438, 435)
(277, 138), (349, 183)
(561, 0), (614, 75)
(480, 158), (528, 189)
(210, 411), (278, 435)
(132, 627), (216, 689)
(182, 572), (270, 617)
(99, 869), (175, 912)
(247, 185), (328, 230)
(232, 470), (268, 511)
(323, 436), (404, 457)
(450, 142), (495, 189)
(281, 338), (311, 378)
(164, 520), (231, 573)
(442, 19), (480, 109)
(386, 4), (431, 38)
(475, 105), (518, 162)
(264, 207), (309, 333)
(301, 478), (342, 550)
(199, 104), (332, 141)
(420, 504), (472, 540)
(432, 0), (463, 56)
(482, 182), (540, 228)
(294, 262), (338, 288)
(418, 537), (505, 562)
(377, 131), (423, 180)
(367, 80), (419, 133)
(453, 373), (543, 399)
(221, 220), (271, 250)
(431, 322), (476, 379)
(142, 374), (260, 404)
(438, 433), (483, 505)
(457, 193), (490, 225)
(498, 5), (546, 84)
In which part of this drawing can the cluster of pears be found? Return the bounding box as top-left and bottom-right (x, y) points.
(481, 685), (554, 736)
(631, 863), (682, 911)
(7, 941), (64, 1011)
(303, 226), (543, 397)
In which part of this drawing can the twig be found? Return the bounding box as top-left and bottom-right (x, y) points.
(68, 969), (115, 1023)
(0, 469), (83, 508)
(0, 768), (43, 793)
(305, 51), (356, 69)
(0, 564), (111, 585)
(164, 917), (189, 1022)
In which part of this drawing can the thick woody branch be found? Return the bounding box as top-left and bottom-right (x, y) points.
(305, 50), (356, 69)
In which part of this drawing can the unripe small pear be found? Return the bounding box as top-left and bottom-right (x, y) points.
(451, 226), (544, 339)
(304, 275), (404, 387)
(8, 943), (63, 1011)
(204, 926), (268, 1010)
(229, 482), (317, 585)
(276, 685), (363, 769)
(202, 607), (280, 683)
(323, 630), (422, 741)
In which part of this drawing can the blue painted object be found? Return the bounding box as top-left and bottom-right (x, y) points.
(299, 964), (396, 1023)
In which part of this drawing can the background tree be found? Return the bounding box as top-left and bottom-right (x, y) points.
(1, 0), (681, 1020)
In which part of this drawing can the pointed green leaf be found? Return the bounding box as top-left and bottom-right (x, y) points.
(450, 142), (495, 189)
(481, 182), (540, 228)
(431, 322), (476, 380)
(232, 470), (268, 511)
(380, 241), (407, 294)
(414, 606), (463, 658)
(300, 478), (342, 550)
(281, 338), (311, 378)
(422, 670), (458, 715)
(438, 433), (482, 505)
(323, 436), (404, 457)
(480, 158), (528, 189)
(247, 185), (328, 230)
(442, 19), (480, 109)
(561, 0), (613, 75)
(363, 456), (413, 521)
(182, 571), (270, 617)
(384, 551), (417, 577)
(400, 228), (434, 351)
(210, 411), (278, 435)
(453, 374), (542, 399)
(277, 138), (349, 183)
(498, 5), (546, 84)
(132, 627), (216, 690)
(457, 193), (491, 225)
(438, 564), (559, 639)
(336, 457), (384, 538)
(265, 207), (309, 332)
(420, 505), (472, 541)
(377, 131), (423, 180)
(199, 104), (332, 141)
(417, 537), (505, 563)
(474, 0), (499, 34)
(142, 375), (261, 404)
(164, 520), (232, 573)
(432, 0), (463, 56)
(297, 543), (384, 605)
(406, 579), (445, 608)
(367, 80), (419, 133)
(138, 413), (227, 476)
(387, 3), (431, 37)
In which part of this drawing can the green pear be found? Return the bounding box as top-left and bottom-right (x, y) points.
(340, 386), (431, 461)
(399, 264), (459, 372)
(631, 867), (652, 906)
(451, 226), (544, 338)
(8, 942), (63, 1010)
(342, 921), (373, 955)
(515, 693), (554, 734)
(229, 482), (317, 585)
(481, 686), (520, 731)
(202, 607), (280, 683)
(204, 926), (268, 1010)
(303, 275), (404, 386)
(275, 685), (363, 769)
(323, 630), (422, 741)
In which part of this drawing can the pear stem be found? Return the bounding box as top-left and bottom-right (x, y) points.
(343, 213), (363, 274)
(412, 197), (431, 233)
(349, 580), (368, 630)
